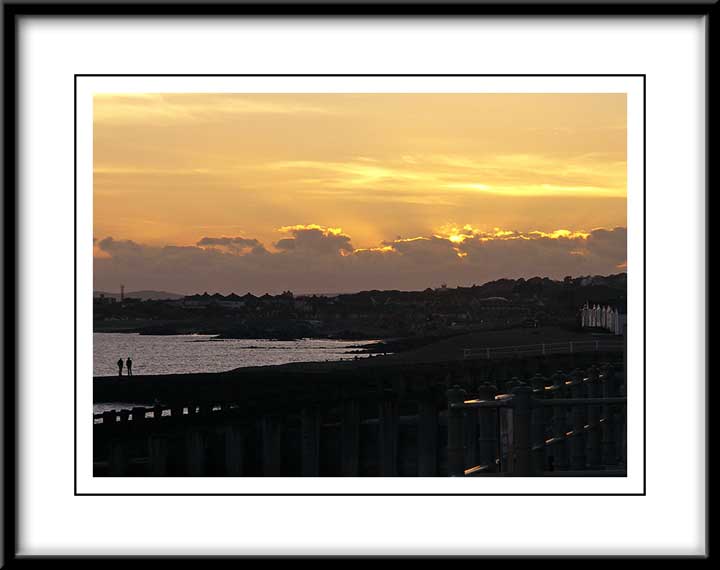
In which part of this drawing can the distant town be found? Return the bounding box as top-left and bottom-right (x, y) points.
(94, 273), (627, 343)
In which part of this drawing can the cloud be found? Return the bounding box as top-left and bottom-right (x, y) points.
(197, 236), (268, 255)
(273, 225), (353, 255)
(94, 94), (337, 126)
(94, 226), (627, 294)
(265, 152), (626, 199)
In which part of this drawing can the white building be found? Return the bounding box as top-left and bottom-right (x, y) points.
(580, 302), (626, 335)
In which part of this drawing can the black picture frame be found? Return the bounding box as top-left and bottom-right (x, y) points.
(2, 0), (712, 562)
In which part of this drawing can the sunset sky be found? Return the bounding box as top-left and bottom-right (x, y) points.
(94, 93), (627, 294)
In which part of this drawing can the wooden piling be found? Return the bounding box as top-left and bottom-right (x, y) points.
(417, 391), (438, 476)
(510, 383), (533, 476)
(586, 367), (602, 467)
(552, 374), (569, 471)
(446, 385), (466, 477)
(601, 368), (618, 466)
(224, 425), (245, 476)
(186, 430), (205, 476)
(149, 435), (168, 476)
(476, 383), (498, 471)
(341, 399), (360, 476)
(301, 407), (320, 477)
(379, 390), (399, 476)
(108, 439), (126, 476)
(261, 415), (283, 476)
(570, 371), (587, 470)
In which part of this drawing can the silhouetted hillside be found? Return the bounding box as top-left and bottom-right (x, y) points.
(94, 290), (185, 301)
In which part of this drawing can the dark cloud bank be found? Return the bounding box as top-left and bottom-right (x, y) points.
(94, 225), (627, 295)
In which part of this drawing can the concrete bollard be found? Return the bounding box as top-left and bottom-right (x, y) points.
(446, 385), (466, 477)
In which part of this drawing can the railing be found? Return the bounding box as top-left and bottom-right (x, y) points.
(93, 363), (626, 477)
(462, 340), (625, 360)
(447, 365), (627, 476)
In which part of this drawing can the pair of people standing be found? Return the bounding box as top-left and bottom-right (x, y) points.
(117, 357), (133, 376)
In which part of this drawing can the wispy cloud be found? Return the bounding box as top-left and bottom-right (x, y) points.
(94, 93), (338, 125)
(265, 152), (626, 199)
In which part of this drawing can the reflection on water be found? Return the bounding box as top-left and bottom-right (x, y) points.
(93, 333), (376, 377)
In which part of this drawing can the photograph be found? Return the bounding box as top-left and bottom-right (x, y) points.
(4, 3), (708, 558)
(90, 90), (629, 478)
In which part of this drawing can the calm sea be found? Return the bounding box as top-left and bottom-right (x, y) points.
(93, 333), (378, 414)
(94, 333), (377, 376)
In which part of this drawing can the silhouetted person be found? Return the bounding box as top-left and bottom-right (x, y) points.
(126, 357), (133, 376)
(117, 358), (123, 376)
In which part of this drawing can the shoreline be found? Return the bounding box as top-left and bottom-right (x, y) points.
(93, 325), (624, 409)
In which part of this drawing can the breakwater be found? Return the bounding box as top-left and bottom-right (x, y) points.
(93, 350), (627, 477)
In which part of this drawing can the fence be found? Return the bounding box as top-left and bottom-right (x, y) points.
(93, 363), (626, 477)
(448, 364), (626, 476)
(463, 340), (625, 361)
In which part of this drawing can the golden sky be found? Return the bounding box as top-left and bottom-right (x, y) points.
(93, 93), (627, 294)
(94, 93), (626, 246)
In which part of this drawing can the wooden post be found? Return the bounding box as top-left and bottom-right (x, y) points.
(341, 399), (360, 476)
(619, 372), (627, 467)
(417, 391), (438, 476)
(131, 406), (146, 423)
(108, 439), (126, 476)
(464, 407), (479, 468)
(224, 425), (244, 476)
(149, 435), (168, 476)
(623, 322), (628, 384)
(447, 385), (466, 477)
(510, 383), (533, 476)
(586, 367), (602, 468)
(301, 407), (321, 477)
(261, 415), (283, 476)
(601, 367), (618, 466)
(530, 375), (547, 475)
(552, 374), (569, 471)
(476, 383), (498, 471)
(186, 430), (205, 476)
(570, 372), (587, 470)
(379, 390), (399, 476)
